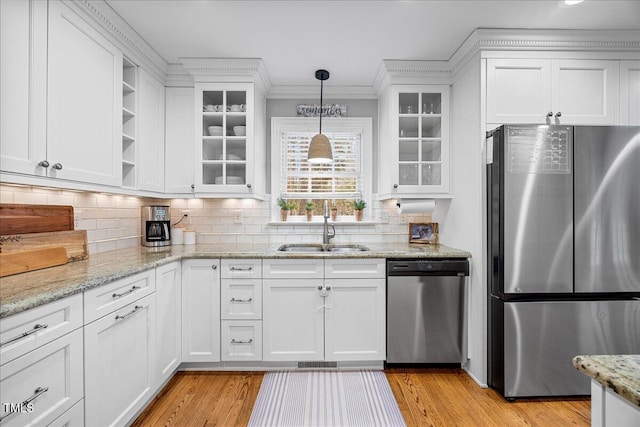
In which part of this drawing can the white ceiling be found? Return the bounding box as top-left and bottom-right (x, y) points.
(106, 0), (640, 87)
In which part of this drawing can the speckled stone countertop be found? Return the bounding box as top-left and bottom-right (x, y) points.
(573, 355), (640, 407)
(0, 242), (470, 318)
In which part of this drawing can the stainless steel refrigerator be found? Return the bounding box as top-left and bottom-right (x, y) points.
(486, 124), (640, 399)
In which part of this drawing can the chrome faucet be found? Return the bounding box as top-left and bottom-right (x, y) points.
(323, 200), (336, 244)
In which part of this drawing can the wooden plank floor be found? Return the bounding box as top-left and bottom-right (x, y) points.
(132, 368), (590, 426)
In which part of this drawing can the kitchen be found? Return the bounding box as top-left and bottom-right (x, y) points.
(1, 0), (639, 426)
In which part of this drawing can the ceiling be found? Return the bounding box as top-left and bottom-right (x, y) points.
(106, 0), (640, 87)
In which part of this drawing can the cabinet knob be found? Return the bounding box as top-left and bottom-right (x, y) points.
(212, 265), (217, 270)
(393, 184), (399, 189)
(546, 112), (554, 118)
(38, 160), (50, 168)
(246, 183), (252, 189)
(51, 163), (63, 170)
(555, 112), (562, 118)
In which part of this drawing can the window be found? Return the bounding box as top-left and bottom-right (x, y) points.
(271, 117), (372, 219)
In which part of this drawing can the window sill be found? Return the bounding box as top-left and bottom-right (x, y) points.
(268, 218), (377, 226)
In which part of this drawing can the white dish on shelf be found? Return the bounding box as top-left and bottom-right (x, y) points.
(233, 126), (246, 136)
(214, 176), (244, 185)
(217, 154), (243, 160)
(208, 126), (224, 136)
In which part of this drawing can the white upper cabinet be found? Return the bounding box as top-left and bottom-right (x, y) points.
(138, 68), (166, 193)
(487, 58), (619, 125)
(378, 85), (451, 198)
(194, 82), (258, 196)
(0, 0), (48, 176)
(183, 58), (268, 199)
(165, 87), (195, 194)
(620, 60), (640, 125)
(47, 0), (122, 186)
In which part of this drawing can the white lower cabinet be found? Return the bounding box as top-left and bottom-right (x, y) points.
(181, 259), (221, 362)
(221, 320), (263, 361)
(0, 293), (83, 366)
(0, 328), (83, 427)
(46, 399), (84, 427)
(263, 278), (325, 361)
(262, 258), (386, 362)
(324, 278), (386, 362)
(155, 261), (181, 386)
(84, 294), (156, 427)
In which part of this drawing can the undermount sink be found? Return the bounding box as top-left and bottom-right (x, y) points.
(277, 243), (370, 253)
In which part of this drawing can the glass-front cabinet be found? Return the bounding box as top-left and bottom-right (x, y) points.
(378, 85), (450, 198)
(194, 82), (257, 196)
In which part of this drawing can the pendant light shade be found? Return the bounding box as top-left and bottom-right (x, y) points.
(307, 69), (333, 164)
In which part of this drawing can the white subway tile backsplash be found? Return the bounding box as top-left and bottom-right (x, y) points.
(1, 185), (425, 255)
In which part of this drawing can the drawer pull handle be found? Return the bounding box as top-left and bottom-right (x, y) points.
(115, 305), (144, 321)
(212, 265), (217, 270)
(0, 324), (48, 348)
(230, 297), (253, 303)
(230, 266), (253, 271)
(0, 387), (49, 422)
(112, 285), (140, 299)
(231, 339), (253, 344)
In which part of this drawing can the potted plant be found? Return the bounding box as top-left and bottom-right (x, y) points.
(352, 199), (366, 221)
(277, 197), (291, 221)
(305, 202), (314, 221)
(330, 202), (338, 221)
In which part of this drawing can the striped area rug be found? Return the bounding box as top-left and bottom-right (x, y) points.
(248, 370), (406, 427)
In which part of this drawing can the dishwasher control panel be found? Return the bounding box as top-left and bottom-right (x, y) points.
(387, 259), (469, 276)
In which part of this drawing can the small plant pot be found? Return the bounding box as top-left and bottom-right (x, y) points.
(354, 210), (363, 222)
(306, 211), (313, 221)
(280, 209), (288, 222)
(330, 209), (337, 222)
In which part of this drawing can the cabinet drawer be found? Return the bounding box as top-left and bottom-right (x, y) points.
(221, 278), (262, 320)
(47, 399), (84, 427)
(263, 259), (323, 279)
(83, 269), (155, 324)
(0, 294), (82, 366)
(221, 259), (262, 278)
(0, 328), (83, 427)
(221, 320), (262, 361)
(324, 258), (386, 279)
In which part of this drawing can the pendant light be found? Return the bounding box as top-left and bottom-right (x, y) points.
(307, 69), (333, 164)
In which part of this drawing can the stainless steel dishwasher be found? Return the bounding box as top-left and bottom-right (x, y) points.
(387, 258), (469, 364)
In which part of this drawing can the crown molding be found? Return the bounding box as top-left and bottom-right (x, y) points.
(71, 0), (169, 82)
(448, 28), (640, 77)
(180, 58), (272, 92)
(373, 60), (452, 95)
(55, 7), (640, 97)
(267, 85), (378, 99)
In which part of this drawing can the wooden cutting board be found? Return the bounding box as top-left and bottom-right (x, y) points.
(0, 247), (68, 277)
(0, 204), (74, 235)
(0, 230), (88, 262)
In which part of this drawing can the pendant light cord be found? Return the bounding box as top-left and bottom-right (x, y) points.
(319, 79), (323, 134)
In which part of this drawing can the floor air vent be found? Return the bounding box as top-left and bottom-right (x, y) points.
(297, 361), (338, 369)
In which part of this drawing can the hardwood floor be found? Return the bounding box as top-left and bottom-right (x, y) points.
(132, 368), (590, 426)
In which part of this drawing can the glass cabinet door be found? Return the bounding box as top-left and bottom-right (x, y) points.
(200, 87), (248, 188)
(397, 90), (445, 189)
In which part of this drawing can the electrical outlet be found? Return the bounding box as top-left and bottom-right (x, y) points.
(377, 212), (389, 224)
(233, 210), (243, 224)
(74, 210), (83, 228)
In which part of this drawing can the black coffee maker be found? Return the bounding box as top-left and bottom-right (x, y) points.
(141, 206), (171, 247)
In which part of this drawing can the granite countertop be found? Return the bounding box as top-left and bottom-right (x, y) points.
(573, 354), (640, 407)
(0, 242), (470, 318)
